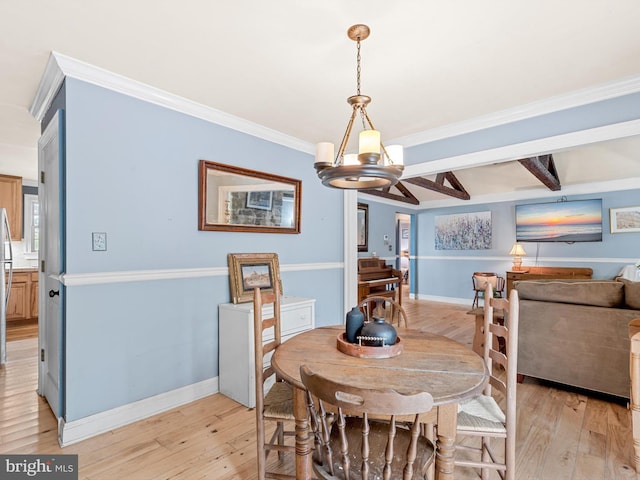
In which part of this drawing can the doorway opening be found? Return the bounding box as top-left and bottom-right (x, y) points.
(395, 213), (411, 298)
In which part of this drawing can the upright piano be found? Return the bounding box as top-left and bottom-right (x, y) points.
(357, 257), (403, 305)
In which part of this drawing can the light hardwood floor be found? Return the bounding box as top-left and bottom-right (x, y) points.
(1, 297), (638, 479)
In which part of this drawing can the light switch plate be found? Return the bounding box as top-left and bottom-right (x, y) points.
(92, 232), (107, 251)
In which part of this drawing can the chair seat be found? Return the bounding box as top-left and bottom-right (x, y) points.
(316, 417), (434, 480)
(457, 394), (506, 434)
(264, 381), (295, 420)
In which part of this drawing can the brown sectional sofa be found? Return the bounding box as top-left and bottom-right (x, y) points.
(515, 278), (640, 399)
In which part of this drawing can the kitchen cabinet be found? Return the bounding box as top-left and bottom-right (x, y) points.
(218, 296), (315, 407)
(30, 271), (39, 319)
(6, 269), (38, 321)
(0, 174), (22, 241)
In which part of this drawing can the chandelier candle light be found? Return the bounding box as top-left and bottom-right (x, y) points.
(314, 24), (404, 189)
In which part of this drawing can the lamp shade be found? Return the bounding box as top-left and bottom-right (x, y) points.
(315, 142), (334, 166)
(359, 130), (381, 154)
(509, 243), (527, 256)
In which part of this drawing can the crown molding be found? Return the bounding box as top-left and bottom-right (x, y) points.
(30, 52), (640, 159)
(29, 53), (66, 121)
(390, 74), (640, 147)
(29, 52), (315, 154)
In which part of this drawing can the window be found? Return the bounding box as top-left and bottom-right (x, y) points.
(23, 194), (39, 253)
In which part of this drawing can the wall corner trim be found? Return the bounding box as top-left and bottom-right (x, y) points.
(29, 53), (65, 122)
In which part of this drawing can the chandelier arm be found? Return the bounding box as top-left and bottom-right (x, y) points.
(335, 106), (360, 163)
(361, 107), (377, 131)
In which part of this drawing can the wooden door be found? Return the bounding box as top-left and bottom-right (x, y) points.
(38, 110), (64, 419)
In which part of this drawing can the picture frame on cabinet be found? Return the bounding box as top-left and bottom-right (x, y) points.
(610, 205), (640, 233)
(227, 252), (282, 304)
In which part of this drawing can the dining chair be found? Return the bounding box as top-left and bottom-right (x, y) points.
(455, 284), (519, 480)
(628, 318), (640, 472)
(471, 272), (505, 309)
(301, 364), (436, 480)
(253, 287), (296, 480)
(357, 295), (409, 328)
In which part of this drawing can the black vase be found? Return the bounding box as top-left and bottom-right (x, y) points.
(345, 307), (364, 343)
(360, 317), (397, 346)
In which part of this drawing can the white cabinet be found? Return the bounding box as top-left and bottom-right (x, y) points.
(218, 296), (315, 407)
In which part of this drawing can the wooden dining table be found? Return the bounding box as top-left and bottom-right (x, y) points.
(271, 325), (489, 480)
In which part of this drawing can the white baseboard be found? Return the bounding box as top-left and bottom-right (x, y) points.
(58, 377), (219, 447)
(419, 295), (471, 306)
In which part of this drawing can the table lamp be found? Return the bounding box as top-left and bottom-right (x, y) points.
(509, 243), (527, 271)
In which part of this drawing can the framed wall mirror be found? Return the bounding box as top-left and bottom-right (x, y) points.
(198, 160), (302, 234)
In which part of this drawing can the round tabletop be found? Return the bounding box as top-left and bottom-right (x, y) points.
(272, 325), (488, 406)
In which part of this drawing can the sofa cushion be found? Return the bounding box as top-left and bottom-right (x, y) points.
(618, 277), (640, 310)
(515, 280), (624, 308)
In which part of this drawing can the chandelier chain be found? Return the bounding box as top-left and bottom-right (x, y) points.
(356, 38), (361, 96)
(356, 37), (368, 130)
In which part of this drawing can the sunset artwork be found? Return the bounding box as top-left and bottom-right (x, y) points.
(515, 199), (603, 242)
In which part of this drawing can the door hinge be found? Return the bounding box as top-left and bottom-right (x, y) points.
(40, 171), (45, 184)
(41, 260), (45, 273)
(40, 349), (45, 362)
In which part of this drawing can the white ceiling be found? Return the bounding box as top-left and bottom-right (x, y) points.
(1, 1), (640, 201)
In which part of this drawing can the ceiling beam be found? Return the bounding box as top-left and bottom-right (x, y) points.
(518, 154), (561, 191)
(360, 181), (420, 205)
(404, 172), (471, 200)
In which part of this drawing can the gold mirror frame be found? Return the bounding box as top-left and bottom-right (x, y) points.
(198, 160), (302, 233)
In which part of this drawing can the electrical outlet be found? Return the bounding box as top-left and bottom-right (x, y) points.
(92, 232), (107, 251)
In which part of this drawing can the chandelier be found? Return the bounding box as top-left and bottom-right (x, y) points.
(314, 24), (404, 189)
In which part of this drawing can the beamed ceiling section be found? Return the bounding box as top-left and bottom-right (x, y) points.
(359, 154), (563, 204)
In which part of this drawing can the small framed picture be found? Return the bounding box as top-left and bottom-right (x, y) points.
(610, 206), (640, 233)
(246, 191), (273, 210)
(227, 252), (282, 303)
(357, 203), (369, 252)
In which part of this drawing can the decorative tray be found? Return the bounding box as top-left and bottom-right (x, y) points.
(336, 332), (403, 359)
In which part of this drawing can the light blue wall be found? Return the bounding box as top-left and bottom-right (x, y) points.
(415, 189), (640, 303)
(51, 74), (640, 421)
(60, 78), (345, 420)
(357, 201), (414, 259)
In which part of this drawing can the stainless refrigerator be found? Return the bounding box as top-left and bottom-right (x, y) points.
(0, 208), (13, 364)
